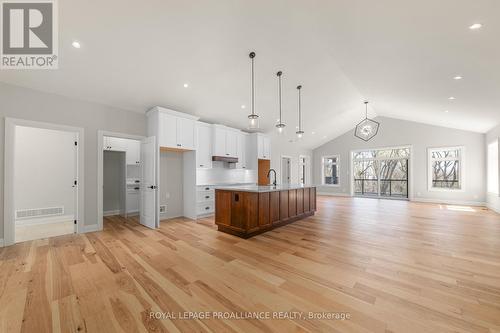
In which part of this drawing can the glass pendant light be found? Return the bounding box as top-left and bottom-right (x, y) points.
(354, 101), (380, 141)
(247, 52), (259, 130)
(296, 85), (304, 139)
(275, 71), (286, 134)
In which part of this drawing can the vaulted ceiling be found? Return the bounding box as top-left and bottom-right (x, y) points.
(1, 0), (498, 149)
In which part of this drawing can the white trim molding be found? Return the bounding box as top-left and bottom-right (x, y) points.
(317, 192), (351, 197)
(0, 239), (4, 247)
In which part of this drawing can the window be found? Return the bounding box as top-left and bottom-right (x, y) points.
(428, 146), (464, 191)
(322, 156), (339, 185)
(487, 140), (499, 195)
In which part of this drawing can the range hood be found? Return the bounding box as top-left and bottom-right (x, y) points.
(212, 156), (238, 163)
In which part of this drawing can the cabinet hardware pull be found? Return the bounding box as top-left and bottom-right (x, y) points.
(205, 207), (209, 210)
(205, 187), (209, 190)
(205, 196), (209, 199)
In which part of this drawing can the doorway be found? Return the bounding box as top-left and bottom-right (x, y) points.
(98, 131), (148, 231)
(281, 156), (291, 184)
(4, 118), (84, 246)
(298, 155), (310, 185)
(352, 147), (410, 199)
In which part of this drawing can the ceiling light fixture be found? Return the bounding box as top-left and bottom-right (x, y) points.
(72, 41), (81, 48)
(354, 101), (380, 142)
(241, 105), (246, 109)
(453, 76), (463, 80)
(183, 83), (189, 88)
(312, 131), (316, 135)
(296, 85), (304, 139)
(444, 110), (449, 113)
(448, 96), (456, 100)
(469, 23), (482, 30)
(247, 52), (259, 130)
(275, 71), (286, 135)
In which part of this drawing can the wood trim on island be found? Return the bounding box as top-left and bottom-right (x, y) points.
(215, 187), (317, 238)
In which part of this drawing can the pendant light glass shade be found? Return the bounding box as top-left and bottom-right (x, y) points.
(247, 52), (259, 130)
(354, 101), (380, 141)
(296, 85), (304, 139)
(276, 71), (286, 135)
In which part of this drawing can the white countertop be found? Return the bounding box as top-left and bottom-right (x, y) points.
(214, 184), (316, 192)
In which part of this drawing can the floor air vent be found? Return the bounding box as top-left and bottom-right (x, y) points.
(16, 207), (64, 220)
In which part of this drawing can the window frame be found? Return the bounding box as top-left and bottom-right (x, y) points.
(321, 155), (340, 187)
(487, 139), (499, 195)
(427, 146), (465, 192)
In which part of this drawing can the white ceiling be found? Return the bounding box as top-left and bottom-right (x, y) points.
(1, 0), (499, 149)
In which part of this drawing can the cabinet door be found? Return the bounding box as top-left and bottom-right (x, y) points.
(108, 137), (127, 152)
(237, 134), (247, 169)
(159, 113), (178, 148)
(178, 117), (196, 150)
(196, 124), (212, 168)
(213, 127), (226, 156)
(126, 139), (141, 165)
(263, 137), (271, 160)
(226, 131), (238, 158)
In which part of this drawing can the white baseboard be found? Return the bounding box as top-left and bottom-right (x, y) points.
(487, 203), (500, 214)
(411, 198), (486, 207)
(16, 214), (74, 226)
(103, 210), (121, 217)
(317, 192), (351, 197)
(83, 224), (101, 233)
(0, 239), (4, 247)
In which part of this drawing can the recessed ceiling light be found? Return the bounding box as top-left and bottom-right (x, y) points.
(323, 135), (327, 139)
(183, 83), (189, 88)
(444, 110), (449, 113)
(241, 105), (246, 109)
(311, 131), (316, 135)
(448, 96), (456, 100)
(72, 41), (81, 48)
(453, 75), (463, 80)
(469, 23), (482, 30)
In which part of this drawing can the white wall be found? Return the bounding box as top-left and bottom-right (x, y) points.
(313, 116), (486, 205)
(14, 126), (76, 219)
(159, 151), (184, 219)
(103, 151), (125, 214)
(0, 82), (146, 238)
(270, 133), (313, 185)
(486, 124), (500, 213)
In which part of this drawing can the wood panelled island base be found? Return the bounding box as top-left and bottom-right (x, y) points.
(215, 185), (316, 238)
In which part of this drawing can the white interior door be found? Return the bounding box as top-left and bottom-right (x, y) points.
(140, 136), (157, 229)
(281, 157), (291, 184)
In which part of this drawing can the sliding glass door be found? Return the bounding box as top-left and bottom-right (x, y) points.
(353, 147), (409, 199)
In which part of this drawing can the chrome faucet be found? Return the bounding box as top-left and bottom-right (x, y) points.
(267, 169), (277, 186)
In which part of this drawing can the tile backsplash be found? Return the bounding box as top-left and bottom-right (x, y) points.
(196, 162), (257, 185)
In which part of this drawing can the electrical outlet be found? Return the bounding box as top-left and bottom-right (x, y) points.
(159, 205), (166, 213)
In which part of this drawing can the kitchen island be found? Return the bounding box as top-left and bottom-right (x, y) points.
(214, 185), (316, 238)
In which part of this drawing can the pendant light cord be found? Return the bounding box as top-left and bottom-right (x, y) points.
(297, 85), (302, 131)
(364, 101), (369, 119)
(251, 53), (255, 116)
(277, 71), (283, 124)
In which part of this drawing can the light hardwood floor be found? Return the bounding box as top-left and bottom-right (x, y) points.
(1, 197), (500, 333)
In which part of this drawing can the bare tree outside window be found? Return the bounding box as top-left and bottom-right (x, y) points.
(353, 148), (409, 198)
(322, 156), (339, 185)
(429, 148), (462, 190)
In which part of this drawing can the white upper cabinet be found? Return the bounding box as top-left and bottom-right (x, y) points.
(196, 122), (212, 168)
(126, 139), (141, 165)
(104, 136), (127, 152)
(149, 107), (199, 150)
(177, 117), (196, 150)
(237, 133), (248, 169)
(257, 134), (271, 160)
(212, 125), (239, 158)
(159, 113), (178, 148)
